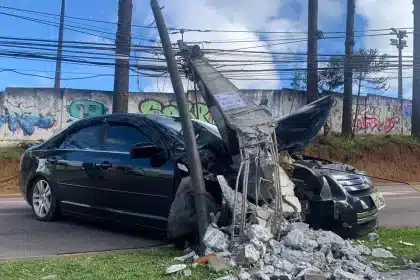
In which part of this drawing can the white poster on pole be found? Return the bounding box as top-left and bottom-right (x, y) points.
(215, 91), (247, 110)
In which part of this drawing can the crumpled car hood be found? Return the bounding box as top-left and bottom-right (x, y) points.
(275, 95), (334, 154)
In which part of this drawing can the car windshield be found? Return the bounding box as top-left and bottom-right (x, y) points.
(145, 114), (222, 148)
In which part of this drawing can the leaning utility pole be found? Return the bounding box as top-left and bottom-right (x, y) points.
(113, 0), (133, 113)
(390, 28), (408, 134)
(54, 0), (65, 90)
(150, 0), (209, 253)
(342, 0), (355, 137)
(413, 0), (420, 138)
(307, 0), (319, 104)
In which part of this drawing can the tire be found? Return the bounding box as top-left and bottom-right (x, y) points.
(30, 177), (60, 222)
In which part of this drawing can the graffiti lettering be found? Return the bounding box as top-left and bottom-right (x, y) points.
(0, 99), (56, 136)
(138, 99), (214, 124)
(67, 99), (108, 120)
(352, 102), (410, 134)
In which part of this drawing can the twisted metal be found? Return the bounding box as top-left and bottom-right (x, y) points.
(229, 129), (284, 243)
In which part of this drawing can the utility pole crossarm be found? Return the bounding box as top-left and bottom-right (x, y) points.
(177, 41), (276, 155)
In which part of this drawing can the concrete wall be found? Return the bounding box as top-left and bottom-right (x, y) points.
(0, 87), (413, 146)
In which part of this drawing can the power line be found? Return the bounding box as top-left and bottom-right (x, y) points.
(0, 4), (414, 36)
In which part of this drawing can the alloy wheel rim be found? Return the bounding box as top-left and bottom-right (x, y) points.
(32, 180), (52, 218)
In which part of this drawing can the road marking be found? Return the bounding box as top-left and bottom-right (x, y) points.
(0, 200), (26, 204)
(0, 212), (31, 216)
(381, 191), (419, 196)
(384, 196), (420, 200)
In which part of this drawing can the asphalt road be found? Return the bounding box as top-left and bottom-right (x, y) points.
(377, 183), (420, 227)
(0, 184), (419, 260)
(0, 197), (166, 260)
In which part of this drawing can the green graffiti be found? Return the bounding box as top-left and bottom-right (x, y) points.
(67, 99), (108, 119)
(190, 103), (213, 123)
(139, 99), (162, 114)
(162, 105), (179, 116)
(138, 99), (214, 124)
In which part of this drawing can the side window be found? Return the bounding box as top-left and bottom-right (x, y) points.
(59, 124), (103, 150)
(103, 124), (150, 152)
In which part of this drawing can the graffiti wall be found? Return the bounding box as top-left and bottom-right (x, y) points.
(0, 88), (61, 142)
(130, 92), (214, 123)
(0, 87), (415, 146)
(64, 89), (112, 125)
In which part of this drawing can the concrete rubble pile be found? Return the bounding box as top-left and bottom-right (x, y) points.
(166, 158), (390, 279)
(166, 221), (396, 280)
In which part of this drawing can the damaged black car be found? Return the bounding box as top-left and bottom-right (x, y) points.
(19, 95), (385, 246)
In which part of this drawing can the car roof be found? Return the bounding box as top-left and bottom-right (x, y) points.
(72, 113), (214, 127)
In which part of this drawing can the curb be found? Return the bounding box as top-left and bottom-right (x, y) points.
(0, 193), (21, 198)
(0, 243), (171, 262)
(375, 182), (420, 186)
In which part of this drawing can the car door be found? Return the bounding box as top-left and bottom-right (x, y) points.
(97, 121), (175, 229)
(53, 122), (109, 215)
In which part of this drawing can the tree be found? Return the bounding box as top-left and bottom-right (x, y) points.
(291, 57), (344, 135)
(350, 48), (390, 136)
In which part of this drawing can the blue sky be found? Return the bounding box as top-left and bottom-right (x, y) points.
(0, 0), (413, 99)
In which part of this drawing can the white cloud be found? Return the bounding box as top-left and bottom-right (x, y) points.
(356, 0), (413, 99)
(85, 34), (113, 45)
(137, 0), (310, 92)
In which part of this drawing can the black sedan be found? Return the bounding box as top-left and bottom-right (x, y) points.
(19, 113), (228, 242)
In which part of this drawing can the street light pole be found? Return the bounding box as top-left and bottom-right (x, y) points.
(150, 0), (210, 254)
(390, 28), (408, 134)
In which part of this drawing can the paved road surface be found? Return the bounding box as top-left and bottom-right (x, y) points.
(377, 184), (420, 227)
(0, 184), (418, 259)
(0, 197), (166, 260)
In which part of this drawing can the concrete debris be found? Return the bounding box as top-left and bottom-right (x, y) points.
(316, 230), (345, 250)
(166, 264), (187, 274)
(289, 222), (309, 232)
(183, 268), (192, 277)
(238, 271), (251, 280)
(237, 244), (261, 265)
(333, 268), (364, 280)
(247, 224), (273, 242)
(399, 241), (415, 246)
(250, 271), (271, 280)
(256, 208), (273, 220)
(216, 276), (239, 280)
(173, 250), (197, 262)
(354, 244), (371, 256)
(367, 232), (379, 241)
(371, 248), (395, 259)
(203, 225), (229, 252)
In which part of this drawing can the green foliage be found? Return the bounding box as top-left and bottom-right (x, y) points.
(0, 248), (226, 280)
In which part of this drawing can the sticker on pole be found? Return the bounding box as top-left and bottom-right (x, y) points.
(215, 91), (247, 110)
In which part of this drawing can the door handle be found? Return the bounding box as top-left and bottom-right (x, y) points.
(46, 157), (58, 164)
(97, 161), (112, 169)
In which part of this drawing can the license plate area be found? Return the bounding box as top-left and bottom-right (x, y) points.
(370, 191), (386, 210)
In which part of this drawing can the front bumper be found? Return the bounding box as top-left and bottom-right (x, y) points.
(334, 192), (383, 237)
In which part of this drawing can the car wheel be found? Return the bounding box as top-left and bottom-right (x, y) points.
(30, 178), (59, 221)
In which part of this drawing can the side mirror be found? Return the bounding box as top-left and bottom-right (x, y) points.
(130, 143), (163, 159)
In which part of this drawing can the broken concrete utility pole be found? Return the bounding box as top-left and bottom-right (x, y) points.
(113, 0), (132, 113)
(342, 0), (355, 137)
(177, 41), (301, 244)
(150, 0), (210, 254)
